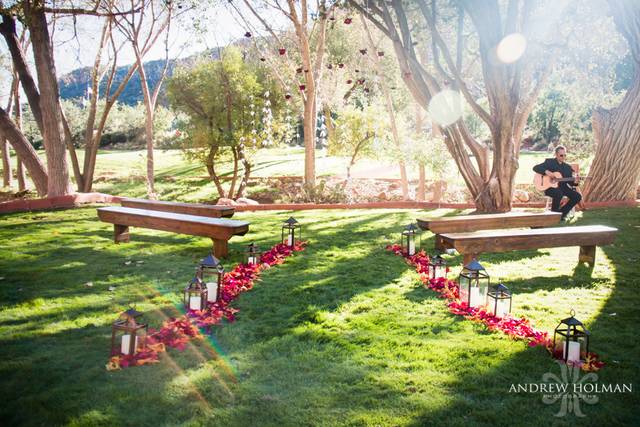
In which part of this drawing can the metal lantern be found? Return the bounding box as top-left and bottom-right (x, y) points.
(282, 217), (301, 248)
(553, 310), (590, 363)
(487, 283), (512, 317)
(184, 275), (208, 311)
(401, 223), (421, 256)
(458, 258), (490, 308)
(246, 242), (261, 265)
(428, 254), (447, 279)
(110, 307), (148, 356)
(199, 254), (224, 303)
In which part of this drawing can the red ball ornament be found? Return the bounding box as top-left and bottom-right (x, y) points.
(364, 88), (370, 93)
(377, 51), (385, 57)
(296, 67), (303, 74)
(346, 79), (353, 84)
(327, 64), (333, 70)
(244, 32), (252, 38)
(299, 85), (306, 91)
(338, 63), (344, 68)
(279, 48), (286, 55)
(285, 94), (292, 100)
(344, 17), (352, 24)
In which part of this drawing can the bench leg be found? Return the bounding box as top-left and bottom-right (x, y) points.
(435, 234), (445, 252)
(462, 253), (479, 266)
(212, 239), (229, 258)
(114, 224), (130, 243)
(579, 245), (596, 266)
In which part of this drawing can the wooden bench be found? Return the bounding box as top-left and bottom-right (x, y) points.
(417, 211), (562, 251)
(440, 225), (617, 266)
(97, 206), (249, 258)
(121, 198), (235, 218)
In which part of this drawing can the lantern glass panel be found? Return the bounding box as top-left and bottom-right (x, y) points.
(458, 260), (490, 308)
(487, 283), (512, 317)
(428, 255), (447, 279)
(246, 243), (261, 265)
(282, 217), (301, 247)
(199, 255), (224, 303)
(401, 224), (420, 256)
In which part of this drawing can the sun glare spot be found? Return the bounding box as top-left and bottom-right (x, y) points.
(496, 33), (527, 64)
(428, 90), (465, 127)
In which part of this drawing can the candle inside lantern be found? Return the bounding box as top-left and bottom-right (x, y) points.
(563, 340), (581, 362)
(206, 283), (218, 302)
(287, 234), (293, 246)
(189, 296), (202, 310)
(248, 256), (257, 265)
(469, 287), (481, 307)
(408, 239), (415, 256)
(495, 299), (509, 317)
(121, 334), (139, 355)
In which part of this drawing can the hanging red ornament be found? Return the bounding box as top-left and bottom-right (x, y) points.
(279, 48), (286, 55)
(357, 79), (365, 85)
(299, 85), (306, 91)
(364, 88), (370, 93)
(296, 67), (303, 74)
(327, 64), (333, 70)
(359, 49), (367, 55)
(304, 69), (309, 73)
(244, 32), (252, 38)
(377, 51), (384, 57)
(344, 17), (352, 24)
(346, 79), (353, 84)
(338, 63), (344, 68)
(285, 94), (292, 100)
(260, 57), (266, 62)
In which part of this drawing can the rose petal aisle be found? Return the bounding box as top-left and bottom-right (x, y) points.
(386, 244), (605, 372)
(107, 242), (307, 370)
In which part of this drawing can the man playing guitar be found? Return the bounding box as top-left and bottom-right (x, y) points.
(532, 145), (582, 220)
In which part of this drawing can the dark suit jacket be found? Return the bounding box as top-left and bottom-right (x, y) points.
(533, 158), (576, 191)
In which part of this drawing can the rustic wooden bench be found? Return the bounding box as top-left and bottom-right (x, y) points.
(440, 225), (617, 266)
(417, 211), (562, 250)
(121, 198), (235, 218)
(97, 206), (249, 258)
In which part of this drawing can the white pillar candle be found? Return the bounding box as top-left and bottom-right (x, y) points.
(189, 295), (202, 310)
(206, 283), (218, 302)
(248, 256), (257, 265)
(287, 234), (294, 246)
(493, 299), (507, 317)
(121, 334), (139, 355)
(408, 239), (415, 256)
(469, 287), (481, 307)
(563, 340), (581, 362)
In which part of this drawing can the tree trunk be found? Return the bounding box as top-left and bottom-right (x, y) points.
(135, 54), (157, 199)
(0, 106), (47, 195)
(1, 137), (11, 188)
(417, 165), (426, 202)
(235, 143), (252, 199)
(583, 0), (640, 202)
(14, 86), (27, 191)
(27, 4), (70, 196)
(303, 91), (317, 187)
(206, 145), (225, 199)
(228, 146), (239, 199)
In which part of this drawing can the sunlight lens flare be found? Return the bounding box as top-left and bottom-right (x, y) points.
(428, 90), (464, 127)
(496, 33), (527, 64)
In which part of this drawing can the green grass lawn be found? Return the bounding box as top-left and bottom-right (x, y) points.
(1, 148), (551, 202)
(1, 206), (638, 426)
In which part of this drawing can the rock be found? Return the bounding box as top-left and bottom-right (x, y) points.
(514, 189), (530, 202)
(84, 282), (93, 287)
(217, 198), (238, 206)
(236, 197), (260, 205)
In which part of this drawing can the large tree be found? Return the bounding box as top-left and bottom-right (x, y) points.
(351, 0), (563, 212)
(583, 0), (640, 202)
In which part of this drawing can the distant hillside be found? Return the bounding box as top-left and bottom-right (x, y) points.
(58, 49), (221, 105)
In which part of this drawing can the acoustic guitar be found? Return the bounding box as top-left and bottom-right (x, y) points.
(533, 171), (591, 191)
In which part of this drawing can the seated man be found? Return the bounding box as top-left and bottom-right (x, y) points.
(533, 145), (581, 220)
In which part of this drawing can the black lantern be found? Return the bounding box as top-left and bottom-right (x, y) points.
(110, 307), (148, 356)
(553, 310), (590, 363)
(282, 217), (301, 248)
(199, 254), (224, 303)
(458, 259), (490, 308)
(487, 283), (512, 317)
(246, 243), (261, 265)
(184, 275), (208, 311)
(401, 223), (421, 256)
(428, 254), (447, 279)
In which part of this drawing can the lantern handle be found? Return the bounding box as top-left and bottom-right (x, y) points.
(569, 309), (576, 317)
